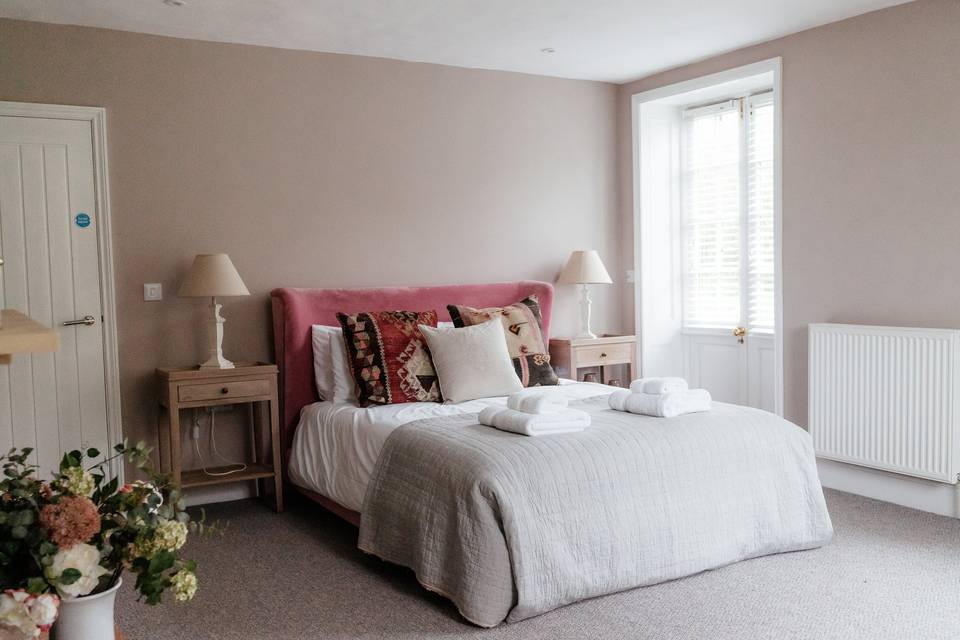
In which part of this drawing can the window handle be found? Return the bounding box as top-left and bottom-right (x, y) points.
(733, 326), (748, 344)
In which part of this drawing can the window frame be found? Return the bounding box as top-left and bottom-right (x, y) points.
(630, 57), (783, 416)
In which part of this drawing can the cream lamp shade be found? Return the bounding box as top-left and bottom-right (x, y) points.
(178, 254), (250, 298)
(178, 254), (249, 370)
(557, 250), (612, 340)
(558, 250), (613, 285)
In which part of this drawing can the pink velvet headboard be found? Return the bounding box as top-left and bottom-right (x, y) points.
(270, 280), (553, 461)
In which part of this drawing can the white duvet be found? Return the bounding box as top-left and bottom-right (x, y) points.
(287, 380), (615, 511)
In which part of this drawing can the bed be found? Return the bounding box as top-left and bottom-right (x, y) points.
(271, 281), (833, 627)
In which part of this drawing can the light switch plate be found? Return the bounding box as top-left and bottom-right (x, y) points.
(143, 283), (163, 301)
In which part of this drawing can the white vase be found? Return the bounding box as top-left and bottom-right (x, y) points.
(53, 578), (121, 640)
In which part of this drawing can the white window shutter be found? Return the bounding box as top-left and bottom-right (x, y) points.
(747, 93), (775, 332)
(681, 102), (742, 329)
(681, 93), (774, 332)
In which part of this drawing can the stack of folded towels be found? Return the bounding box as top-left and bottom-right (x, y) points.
(608, 377), (712, 418)
(479, 389), (591, 436)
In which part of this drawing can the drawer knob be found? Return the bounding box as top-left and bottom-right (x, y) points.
(220, 387), (229, 394)
(600, 352), (607, 358)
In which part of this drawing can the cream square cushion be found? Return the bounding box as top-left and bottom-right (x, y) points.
(420, 319), (523, 403)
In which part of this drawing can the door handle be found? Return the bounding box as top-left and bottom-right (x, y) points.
(63, 315), (96, 327)
(732, 326), (747, 344)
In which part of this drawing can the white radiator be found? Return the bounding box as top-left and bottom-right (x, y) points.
(809, 323), (960, 484)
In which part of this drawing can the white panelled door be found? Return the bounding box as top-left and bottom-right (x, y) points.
(0, 114), (110, 475)
(681, 93), (776, 411)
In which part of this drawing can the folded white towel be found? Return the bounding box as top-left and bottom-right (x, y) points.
(629, 377), (689, 395)
(609, 388), (711, 418)
(507, 388), (569, 414)
(479, 406), (590, 436)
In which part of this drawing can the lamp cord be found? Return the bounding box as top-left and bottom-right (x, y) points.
(193, 409), (247, 477)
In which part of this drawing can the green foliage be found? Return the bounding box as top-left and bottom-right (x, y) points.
(58, 568), (81, 585)
(0, 439), (217, 607)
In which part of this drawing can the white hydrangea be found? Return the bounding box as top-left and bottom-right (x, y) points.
(170, 570), (198, 602)
(45, 542), (110, 598)
(58, 466), (96, 497)
(134, 520), (188, 558)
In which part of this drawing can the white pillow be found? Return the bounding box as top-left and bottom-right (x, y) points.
(420, 319), (522, 403)
(311, 325), (337, 401)
(311, 325), (356, 404)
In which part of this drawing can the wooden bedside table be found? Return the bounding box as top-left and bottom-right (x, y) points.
(549, 335), (636, 386)
(156, 363), (283, 512)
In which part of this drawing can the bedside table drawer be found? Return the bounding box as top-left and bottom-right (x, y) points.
(179, 379), (271, 403)
(575, 342), (633, 366)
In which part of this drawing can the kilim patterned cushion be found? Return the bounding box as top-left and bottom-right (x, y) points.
(336, 310), (442, 406)
(447, 295), (559, 387)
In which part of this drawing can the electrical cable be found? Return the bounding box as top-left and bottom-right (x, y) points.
(193, 409), (247, 477)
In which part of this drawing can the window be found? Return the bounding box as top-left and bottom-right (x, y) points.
(681, 92), (774, 332)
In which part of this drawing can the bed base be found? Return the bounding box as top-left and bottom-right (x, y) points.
(296, 486), (361, 527)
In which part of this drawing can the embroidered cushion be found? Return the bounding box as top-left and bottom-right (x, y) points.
(336, 310), (442, 406)
(447, 295), (559, 387)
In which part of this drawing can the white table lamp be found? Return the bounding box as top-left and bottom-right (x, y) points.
(558, 250), (612, 340)
(178, 254), (250, 369)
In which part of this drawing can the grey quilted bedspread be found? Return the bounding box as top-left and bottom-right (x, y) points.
(357, 398), (833, 627)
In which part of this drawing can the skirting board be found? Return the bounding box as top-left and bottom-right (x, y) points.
(817, 458), (959, 518)
(183, 482), (255, 507)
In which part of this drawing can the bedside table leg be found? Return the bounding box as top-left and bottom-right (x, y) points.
(157, 406), (171, 472)
(269, 393), (283, 513)
(167, 389), (182, 486)
(250, 402), (263, 499)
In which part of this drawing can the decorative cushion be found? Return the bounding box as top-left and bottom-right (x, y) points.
(447, 295), (559, 387)
(336, 310), (442, 406)
(420, 320), (523, 403)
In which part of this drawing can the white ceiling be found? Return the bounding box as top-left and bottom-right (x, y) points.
(0, 0), (912, 83)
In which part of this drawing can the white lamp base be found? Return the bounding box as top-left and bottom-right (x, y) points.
(199, 298), (235, 369)
(576, 283), (598, 340)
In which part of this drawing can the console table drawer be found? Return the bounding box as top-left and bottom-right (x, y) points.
(178, 379), (271, 403)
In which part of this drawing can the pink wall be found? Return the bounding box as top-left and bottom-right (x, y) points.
(617, 0), (960, 427)
(0, 19), (620, 468)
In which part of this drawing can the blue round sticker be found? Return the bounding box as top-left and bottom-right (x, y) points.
(75, 213), (91, 228)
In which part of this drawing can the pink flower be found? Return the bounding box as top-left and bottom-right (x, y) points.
(118, 483), (134, 494)
(27, 594), (59, 630)
(39, 495), (101, 548)
(0, 590), (59, 637)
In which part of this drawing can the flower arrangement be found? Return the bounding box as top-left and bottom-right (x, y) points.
(0, 442), (211, 637)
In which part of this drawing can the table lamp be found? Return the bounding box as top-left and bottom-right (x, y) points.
(558, 250), (612, 339)
(178, 254), (250, 369)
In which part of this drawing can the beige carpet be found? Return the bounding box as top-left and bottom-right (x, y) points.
(116, 489), (960, 639)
